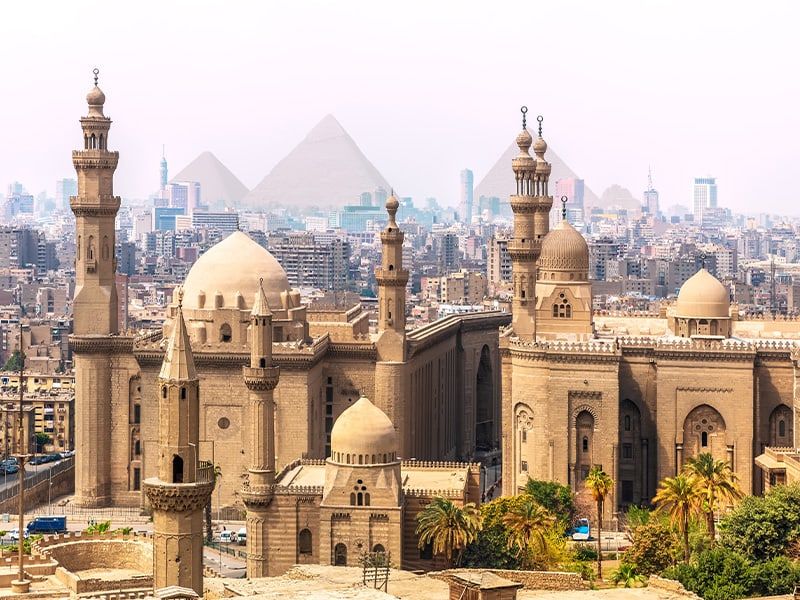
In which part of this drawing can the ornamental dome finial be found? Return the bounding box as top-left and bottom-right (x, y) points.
(86, 68), (106, 117)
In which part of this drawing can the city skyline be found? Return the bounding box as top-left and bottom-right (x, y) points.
(2, 0), (799, 215)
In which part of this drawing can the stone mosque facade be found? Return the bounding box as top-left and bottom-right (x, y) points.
(500, 114), (800, 517)
(68, 78), (507, 522)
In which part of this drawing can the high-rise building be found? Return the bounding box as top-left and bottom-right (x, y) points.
(55, 178), (78, 211)
(159, 148), (168, 191)
(555, 178), (584, 210)
(269, 232), (351, 291)
(487, 235), (512, 290)
(642, 169), (659, 215)
(460, 169), (474, 223)
(693, 177), (717, 223)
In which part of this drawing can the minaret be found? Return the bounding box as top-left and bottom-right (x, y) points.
(240, 279), (280, 578)
(143, 292), (214, 595)
(70, 69), (121, 506)
(508, 108), (552, 340)
(374, 193), (409, 454)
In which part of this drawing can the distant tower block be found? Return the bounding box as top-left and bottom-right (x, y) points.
(240, 279), (281, 577)
(144, 294), (214, 595)
(69, 69), (125, 507)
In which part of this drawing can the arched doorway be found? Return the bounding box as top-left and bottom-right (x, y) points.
(619, 400), (643, 506)
(333, 543), (347, 566)
(769, 404), (793, 447)
(475, 346), (494, 451)
(683, 405), (726, 464)
(575, 410), (595, 486)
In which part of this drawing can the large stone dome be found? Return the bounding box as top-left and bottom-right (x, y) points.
(181, 231), (290, 311)
(538, 219), (589, 273)
(330, 396), (397, 465)
(675, 268), (730, 318)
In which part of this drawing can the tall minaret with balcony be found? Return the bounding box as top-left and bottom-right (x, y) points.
(374, 193), (410, 453)
(240, 279), (280, 578)
(70, 69), (121, 506)
(508, 108), (552, 340)
(143, 292), (214, 595)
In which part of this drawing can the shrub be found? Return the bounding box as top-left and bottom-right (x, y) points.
(524, 479), (575, 528)
(573, 542), (597, 561)
(623, 520), (681, 575)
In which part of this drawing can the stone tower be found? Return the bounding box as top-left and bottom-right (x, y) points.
(240, 279), (280, 578)
(143, 294), (214, 595)
(374, 193), (409, 453)
(70, 69), (121, 507)
(508, 109), (552, 340)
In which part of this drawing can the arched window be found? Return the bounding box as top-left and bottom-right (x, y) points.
(364, 492), (370, 506)
(383, 454), (387, 463)
(566, 305), (572, 318)
(99, 134), (104, 150)
(552, 304), (559, 317)
(172, 455), (184, 483)
(358, 455), (363, 465)
(134, 440), (141, 455)
(180, 387), (186, 400)
(389, 264), (394, 271)
(298, 529), (312, 555)
(624, 415), (631, 431)
(220, 323), (232, 343)
(779, 420), (786, 437)
(162, 386), (167, 399)
(259, 358), (266, 368)
(582, 436), (589, 452)
(373, 544), (385, 554)
(350, 492), (356, 505)
(334, 543), (347, 566)
(90, 133), (96, 148)
(357, 492), (363, 506)
(701, 431), (708, 447)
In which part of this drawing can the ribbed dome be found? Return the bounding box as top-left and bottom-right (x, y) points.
(538, 220), (589, 272)
(331, 396), (397, 464)
(181, 231), (290, 311)
(675, 268), (730, 318)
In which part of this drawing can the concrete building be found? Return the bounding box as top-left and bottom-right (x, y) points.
(269, 232), (351, 292)
(460, 169), (474, 223)
(487, 236), (512, 292)
(693, 177), (717, 223)
(55, 178), (77, 212)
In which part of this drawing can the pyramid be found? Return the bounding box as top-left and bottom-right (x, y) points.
(244, 114), (391, 209)
(474, 141), (600, 209)
(171, 151), (249, 209)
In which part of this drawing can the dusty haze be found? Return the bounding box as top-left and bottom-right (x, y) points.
(1, 0), (798, 213)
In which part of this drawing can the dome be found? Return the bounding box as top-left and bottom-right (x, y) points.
(87, 85), (105, 107)
(516, 129), (532, 153)
(331, 396), (397, 464)
(675, 268), (730, 319)
(181, 231), (290, 311)
(385, 194), (399, 212)
(533, 135), (547, 156)
(538, 219), (589, 273)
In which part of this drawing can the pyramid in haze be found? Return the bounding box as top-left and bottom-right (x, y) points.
(474, 142), (600, 209)
(244, 115), (391, 209)
(171, 151), (249, 208)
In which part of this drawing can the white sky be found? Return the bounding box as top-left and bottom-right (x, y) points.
(1, 0), (799, 214)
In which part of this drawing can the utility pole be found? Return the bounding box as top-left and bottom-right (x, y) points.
(11, 341), (30, 594)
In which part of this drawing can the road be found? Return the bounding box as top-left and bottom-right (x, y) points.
(0, 458), (69, 494)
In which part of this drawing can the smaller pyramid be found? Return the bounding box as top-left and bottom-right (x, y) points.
(171, 151), (249, 209)
(244, 115), (391, 209)
(474, 142), (600, 209)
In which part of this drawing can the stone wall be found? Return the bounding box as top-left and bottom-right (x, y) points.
(429, 568), (587, 591)
(648, 575), (702, 599)
(0, 463), (74, 513)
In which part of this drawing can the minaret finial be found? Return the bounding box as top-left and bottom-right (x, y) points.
(561, 196), (568, 220)
(176, 287), (184, 308)
(700, 251), (706, 269)
(93, 68), (99, 86)
(537, 115), (543, 137)
(520, 106), (528, 130)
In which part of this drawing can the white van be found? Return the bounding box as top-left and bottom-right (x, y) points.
(219, 530), (232, 544)
(237, 527), (247, 546)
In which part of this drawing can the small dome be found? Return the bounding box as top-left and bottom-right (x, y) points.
(181, 231), (290, 311)
(87, 85), (105, 107)
(534, 136), (547, 155)
(385, 194), (399, 212)
(675, 268), (730, 319)
(538, 219), (589, 273)
(331, 396), (397, 464)
(516, 129), (532, 153)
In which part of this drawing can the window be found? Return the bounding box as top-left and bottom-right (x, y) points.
(133, 467), (141, 491)
(624, 415), (631, 431)
(553, 294), (572, 318)
(521, 460), (528, 472)
(582, 436), (589, 452)
(220, 323), (232, 343)
(180, 387), (186, 400)
(622, 443), (633, 460)
(701, 431), (708, 447)
(521, 429), (527, 443)
(779, 420), (786, 437)
(133, 404), (141, 424)
(161, 386), (167, 399)
(298, 529), (312, 555)
(259, 358), (266, 368)
(621, 480), (633, 503)
(172, 455), (184, 484)
(373, 544), (385, 554)
(334, 543), (347, 566)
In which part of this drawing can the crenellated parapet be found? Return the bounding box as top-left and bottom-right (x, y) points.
(70, 334), (134, 355)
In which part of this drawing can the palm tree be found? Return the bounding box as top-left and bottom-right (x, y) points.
(683, 453), (743, 541)
(415, 497), (481, 566)
(585, 466), (614, 579)
(206, 464), (222, 543)
(653, 473), (702, 562)
(502, 495), (554, 568)
(610, 563), (645, 588)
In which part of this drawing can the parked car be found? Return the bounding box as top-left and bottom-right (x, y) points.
(218, 530), (233, 544)
(237, 527), (247, 546)
(568, 518), (591, 541)
(59, 451), (75, 459)
(9, 528), (30, 542)
(26, 516), (67, 534)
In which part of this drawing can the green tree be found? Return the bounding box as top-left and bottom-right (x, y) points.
(664, 547), (750, 600)
(3, 351), (22, 372)
(462, 495), (526, 569)
(524, 479), (575, 529)
(683, 453), (743, 541)
(416, 497), (481, 566)
(653, 473), (702, 563)
(584, 466), (614, 579)
(623, 505), (651, 531)
(86, 520), (111, 534)
(501, 495), (554, 568)
(34, 432), (51, 453)
(610, 563), (646, 588)
(719, 483), (800, 562)
(623, 519), (682, 575)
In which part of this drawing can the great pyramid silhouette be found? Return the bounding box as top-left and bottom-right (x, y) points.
(474, 141), (600, 210)
(171, 151), (249, 208)
(244, 114), (391, 209)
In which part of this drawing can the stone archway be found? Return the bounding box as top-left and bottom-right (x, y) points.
(475, 345), (494, 451)
(683, 405), (727, 464)
(575, 410), (595, 485)
(334, 543), (347, 566)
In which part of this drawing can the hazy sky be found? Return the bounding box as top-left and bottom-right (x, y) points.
(2, 0), (799, 214)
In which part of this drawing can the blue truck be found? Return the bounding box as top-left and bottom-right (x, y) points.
(25, 516), (67, 534)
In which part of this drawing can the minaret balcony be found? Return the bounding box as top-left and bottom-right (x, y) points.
(375, 269), (409, 286)
(243, 365), (280, 391)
